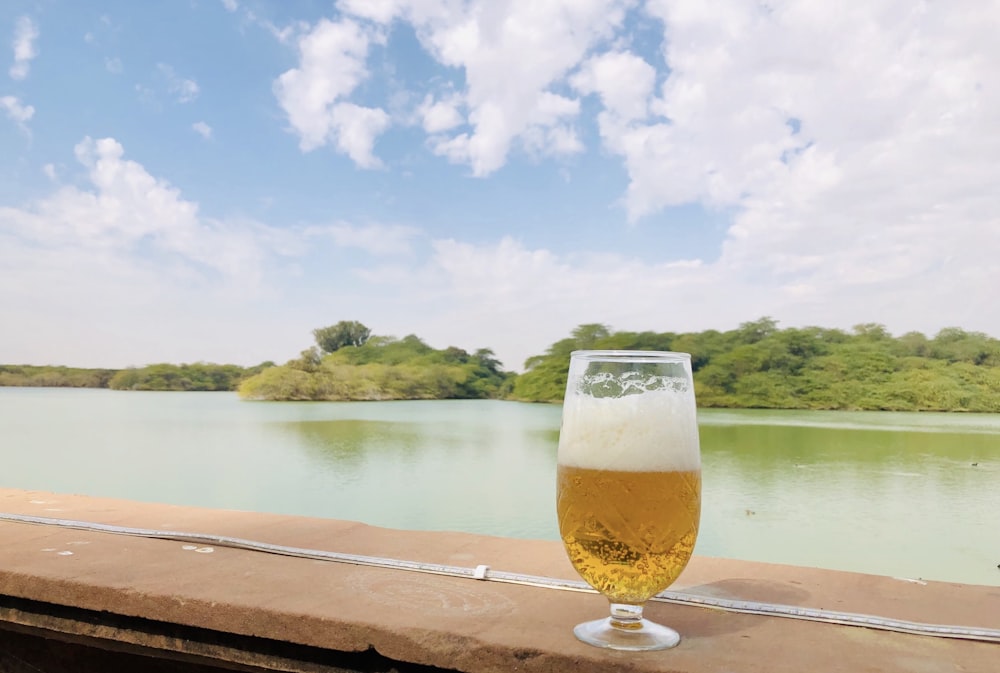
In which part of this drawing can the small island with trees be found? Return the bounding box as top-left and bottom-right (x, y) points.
(3, 318), (1000, 412)
(238, 321), (510, 401)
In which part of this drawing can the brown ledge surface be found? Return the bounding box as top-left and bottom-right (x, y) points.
(0, 488), (997, 672)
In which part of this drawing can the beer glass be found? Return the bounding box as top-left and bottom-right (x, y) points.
(556, 351), (701, 650)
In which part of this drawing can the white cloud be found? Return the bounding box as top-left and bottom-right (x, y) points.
(571, 50), (656, 122)
(243, 9), (300, 44)
(158, 63), (199, 103)
(192, 121), (213, 139)
(42, 163), (57, 180)
(385, 201), (995, 371)
(105, 56), (122, 74)
(586, 0), (1000, 229)
(399, 236), (719, 370)
(0, 137), (427, 367)
(0, 95), (33, 131)
(333, 0), (629, 175)
(418, 94), (463, 134)
(221, 0), (239, 12)
(591, 0), (1000, 338)
(274, 18), (390, 167)
(330, 102), (390, 168)
(2, 137), (293, 286)
(9, 16), (39, 80)
(418, 0), (627, 175)
(520, 92), (584, 157)
(309, 222), (420, 256)
(335, 0), (399, 25)
(533, 125), (584, 155)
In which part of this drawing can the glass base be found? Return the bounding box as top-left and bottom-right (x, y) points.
(573, 613), (681, 651)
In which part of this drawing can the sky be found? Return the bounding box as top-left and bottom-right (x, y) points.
(1, 0), (998, 373)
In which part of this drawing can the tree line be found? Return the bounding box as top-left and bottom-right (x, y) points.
(0, 365), (117, 389)
(509, 319), (1000, 412)
(5, 318), (1000, 411)
(109, 362), (273, 391)
(0, 362), (270, 391)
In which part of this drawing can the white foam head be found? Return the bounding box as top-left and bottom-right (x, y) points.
(557, 388), (701, 472)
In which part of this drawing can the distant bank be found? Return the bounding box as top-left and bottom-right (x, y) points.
(4, 318), (1000, 412)
(0, 362), (264, 392)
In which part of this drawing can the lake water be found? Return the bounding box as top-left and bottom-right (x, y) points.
(2, 388), (998, 586)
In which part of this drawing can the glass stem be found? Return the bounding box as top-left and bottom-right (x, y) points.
(609, 603), (645, 630)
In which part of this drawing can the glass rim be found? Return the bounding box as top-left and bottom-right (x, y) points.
(570, 350), (691, 363)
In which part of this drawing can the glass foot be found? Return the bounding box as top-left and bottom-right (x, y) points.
(573, 613), (681, 651)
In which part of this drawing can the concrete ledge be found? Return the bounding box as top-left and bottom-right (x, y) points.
(0, 488), (997, 672)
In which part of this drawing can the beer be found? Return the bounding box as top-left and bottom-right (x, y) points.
(557, 466), (701, 604)
(557, 386), (701, 605)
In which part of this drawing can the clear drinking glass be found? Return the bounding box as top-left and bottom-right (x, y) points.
(556, 350), (701, 650)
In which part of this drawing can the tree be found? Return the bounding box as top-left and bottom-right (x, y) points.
(852, 323), (891, 340)
(473, 348), (502, 374)
(895, 331), (930, 357)
(313, 321), (372, 353)
(571, 323), (612, 349)
(736, 317), (779, 345)
(291, 347), (322, 372)
(931, 327), (1000, 365)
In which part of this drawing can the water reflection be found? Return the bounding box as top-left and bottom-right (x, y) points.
(700, 422), (996, 491)
(291, 420), (426, 471)
(697, 419), (1000, 585)
(274, 405), (561, 539)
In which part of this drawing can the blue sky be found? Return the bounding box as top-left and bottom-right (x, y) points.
(2, 1), (998, 372)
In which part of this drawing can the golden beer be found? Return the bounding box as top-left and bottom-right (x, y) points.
(557, 465), (701, 604)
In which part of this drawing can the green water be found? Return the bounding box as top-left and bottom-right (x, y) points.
(1, 388), (997, 585)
